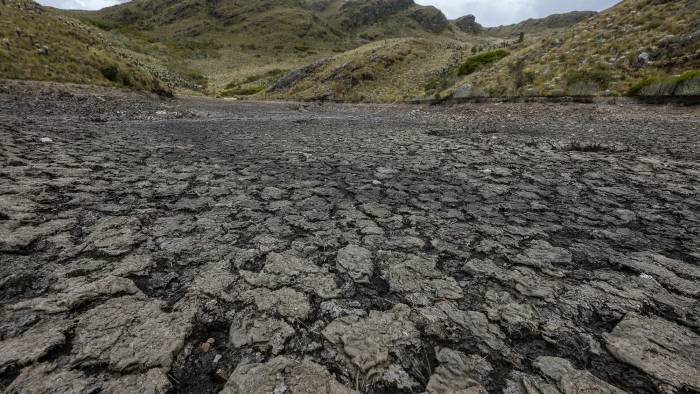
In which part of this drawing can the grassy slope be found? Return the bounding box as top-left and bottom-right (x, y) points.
(70, 0), (488, 93)
(451, 0), (700, 97)
(264, 37), (497, 102)
(0, 0), (168, 93)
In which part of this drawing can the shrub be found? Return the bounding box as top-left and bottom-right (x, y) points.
(627, 70), (700, 96)
(221, 84), (265, 96)
(100, 64), (119, 82)
(565, 66), (613, 90)
(458, 50), (509, 76)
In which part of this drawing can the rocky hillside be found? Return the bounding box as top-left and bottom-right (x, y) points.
(66, 0), (491, 92)
(485, 11), (597, 38)
(262, 37), (493, 102)
(0, 0), (168, 93)
(450, 0), (700, 98)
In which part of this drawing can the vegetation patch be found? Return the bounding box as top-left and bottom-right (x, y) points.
(458, 50), (509, 76)
(627, 70), (700, 96)
(220, 84), (265, 96)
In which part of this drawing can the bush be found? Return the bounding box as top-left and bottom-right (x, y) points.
(565, 66), (613, 89)
(221, 84), (265, 96)
(458, 50), (509, 76)
(100, 64), (119, 82)
(627, 70), (700, 96)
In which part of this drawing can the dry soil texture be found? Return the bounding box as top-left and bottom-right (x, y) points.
(1, 80), (699, 394)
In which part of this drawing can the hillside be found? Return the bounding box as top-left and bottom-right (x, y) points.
(485, 11), (597, 38)
(69, 0), (490, 92)
(449, 0), (700, 98)
(262, 37), (492, 102)
(0, 0), (169, 93)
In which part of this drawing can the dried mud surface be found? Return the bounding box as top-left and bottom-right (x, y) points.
(1, 80), (699, 394)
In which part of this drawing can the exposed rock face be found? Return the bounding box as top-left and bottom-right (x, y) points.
(221, 356), (358, 394)
(409, 6), (448, 33)
(605, 314), (700, 391)
(455, 14), (482, 34)
(268, 59), (328, 92)
(339, 0), (414, 29)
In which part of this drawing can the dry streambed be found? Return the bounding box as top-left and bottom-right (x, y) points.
(0, 81), (698, 393)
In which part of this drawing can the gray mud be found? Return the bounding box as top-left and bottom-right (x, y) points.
(1, 80), (699, 394)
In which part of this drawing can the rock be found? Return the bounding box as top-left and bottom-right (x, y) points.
(425, 348), (492, 393)
(409, 6), (448, 33)
(503, 370), (559, 394)
(5, 362), (96, 393)
(416, 302), (519, 364)
(229, 316), (295, 355)
(612, 252), (699, 296)
(243, 287), (311, 319)
(0, 219), (75, 252)
(382, 364), (420, 391)
(241, 252), (340, 299)
(632, 52), (650, 68)
(533, 356), (625, 393)
(83, 216), (143, 256)
(512, 240), (571, 276)
(336, 244), (374, 284)
(220, 356), (357, 394)
(385, 254), (462, 306)
(484, 290), (538, 334)
(0, 321), (69, 371)
(322, 304), (420, 378)
(604, 314), (700, 391)
(71, 295), (192, 372)
(10, 275), (141, 313)
(269, 59), (328, 92)
(101, 369), (172, 394)
(455, 14), (482, 34)
(40, 136), (53, 142)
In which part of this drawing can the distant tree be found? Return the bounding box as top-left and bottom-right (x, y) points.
(471, 46), (477, 54)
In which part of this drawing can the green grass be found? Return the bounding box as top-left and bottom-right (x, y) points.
(627, 69), (700, 96)
(220, 84), (266, 96)
(0, 3), (170, 95)
(458, 50), (509, 76)
(565, 65), (613, 89)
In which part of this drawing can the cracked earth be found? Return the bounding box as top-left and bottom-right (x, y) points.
(0, 80), (699, 394)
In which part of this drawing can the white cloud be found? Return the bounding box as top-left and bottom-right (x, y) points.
(415, 0), (621, 26)
(36, 0), (127, 10)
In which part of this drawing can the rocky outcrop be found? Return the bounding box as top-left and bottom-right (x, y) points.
(409, 6), (448, 33)
(339, 0), (414, 29)
(455, 14), (482, 34)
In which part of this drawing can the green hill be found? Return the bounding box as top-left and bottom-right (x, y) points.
(2, 0), (698, 100)
(0, 0), (169, 94)
(447, 0), (700, 98)
(68, 0), (489, 92)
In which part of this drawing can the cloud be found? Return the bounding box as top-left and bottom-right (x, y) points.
(36, 0), (127, 10)
(415, 0), (621, 26)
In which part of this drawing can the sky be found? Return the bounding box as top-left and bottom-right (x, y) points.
(416, 0), (620, 26)
(35, 0), (621, 27)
